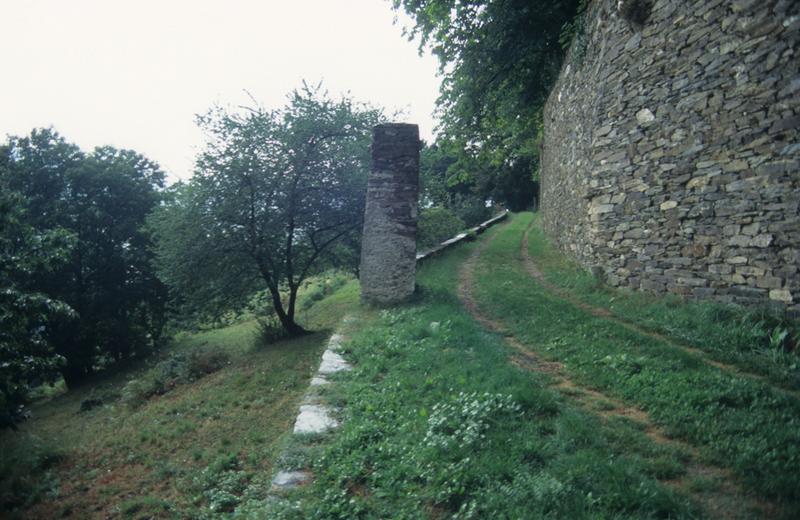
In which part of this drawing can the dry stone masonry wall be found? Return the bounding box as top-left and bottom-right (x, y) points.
(541, 0), (800, 314)
(360, 123), (420, 305)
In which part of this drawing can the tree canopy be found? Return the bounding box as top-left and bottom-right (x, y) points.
(150, 85), (385, 335)
(0, 187), (74, 427)
(394, 0), (582, 210)
(0, 128), (167, 389)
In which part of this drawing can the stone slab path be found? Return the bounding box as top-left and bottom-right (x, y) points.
(269, 326), (352, 494)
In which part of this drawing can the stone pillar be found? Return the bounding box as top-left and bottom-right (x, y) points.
(359, 123), (420, 305)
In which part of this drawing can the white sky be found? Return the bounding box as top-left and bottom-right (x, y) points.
(0, 0), (441, 182)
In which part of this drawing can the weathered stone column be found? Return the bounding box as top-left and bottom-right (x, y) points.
(359, 123), (420, 305)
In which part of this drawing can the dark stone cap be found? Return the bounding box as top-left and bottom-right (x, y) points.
(373, 123), (420, 142)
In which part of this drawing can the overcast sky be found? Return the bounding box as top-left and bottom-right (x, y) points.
(0, 0), (441, 182)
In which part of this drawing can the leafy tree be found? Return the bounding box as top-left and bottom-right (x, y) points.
(419, 141), (492, 225)
(0, 181), (75, 427)
(150, 85), (385, 335)
(394, 0), (580, 208)
(417, 206), (465, 249)
(1, 129), (167, 387)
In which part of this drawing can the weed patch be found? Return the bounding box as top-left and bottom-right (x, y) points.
(0, 434), (63, 511)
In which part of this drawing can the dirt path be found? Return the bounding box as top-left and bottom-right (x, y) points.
(457, 223), (770, 519)
(519, 219), (800, 400)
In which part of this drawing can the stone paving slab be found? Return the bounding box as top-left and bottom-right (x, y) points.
(318, 349), (350, 375)
(328, 333), (344, 349)
(271, 470), (312, 491)
(293, 404), (338, 434)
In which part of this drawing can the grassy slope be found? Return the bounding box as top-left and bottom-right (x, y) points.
(0, 281), (359, 519)
(269, 229), (701, 519)
(267, 213), (798, 519)
(6, 215), (798, 518)
(475, 213), (800, 513)
(524, 215), (800, 392)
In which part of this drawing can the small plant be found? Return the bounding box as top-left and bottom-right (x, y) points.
(770, 326), (790, 351)
(618, 0), (653, 28)
(424, 392), (522, 452)
(191, 455), (251, 514)
(254, 315), (288, 346)
(559, 0), (589, 64)
(760, 326), (799, 371)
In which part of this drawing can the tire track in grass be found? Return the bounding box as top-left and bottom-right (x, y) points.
(457, 220), (767, 520)
(520, 218), (800, 401)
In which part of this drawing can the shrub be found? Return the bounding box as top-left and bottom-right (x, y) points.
(120, 348), (229, 407)
(0, 434), (63, 512)
(298, 271), (350, 312)
(254, 315), (287, 346)
(418, 206), (466, 249)
(618, 0), (653, 28)
(192, 455), (252, 515)
(448, 195), (493, 228)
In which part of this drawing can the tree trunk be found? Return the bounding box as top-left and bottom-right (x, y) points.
(267, 283), (307, 336)
(61, 361), (92, 389)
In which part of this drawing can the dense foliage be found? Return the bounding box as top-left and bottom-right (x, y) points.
(150, 85), (384, 335)
(0, 129), (167, 392)
(0, 188), (74, 427)
(394, 0), (582, 210)
(417, 206), (465, 249)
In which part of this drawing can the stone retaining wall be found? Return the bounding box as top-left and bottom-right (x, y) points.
(416, 210), (509, 263)
(541, 0), (800, 314)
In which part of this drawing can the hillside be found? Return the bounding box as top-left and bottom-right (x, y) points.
(0, 281), (360, 518)
(266, 213), (799, 519)
(3, 213), (799, 519)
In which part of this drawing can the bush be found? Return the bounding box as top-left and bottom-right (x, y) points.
(120, 348), (229, 407)
(448, 194), (492, 228)
(254, 315), (288, 346)
(417, 207), (466, 249)
(0, 434), (63, 512)
(298, 271), (350, 311)
(191, 454), (252, 515)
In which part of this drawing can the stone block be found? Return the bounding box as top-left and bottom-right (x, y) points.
(730, 286), (766, 298)
(736, 266), (766, 277)
(708, 264), (733, 274)
(741, 223), (761, 235)
(769, 289), (793, 303)
(756, 276), (783, 289)
(751, 234), (773, 248)
(728, 235), (750, 247)
(294, 404), (338, 434)
(726, 256), (748, 265)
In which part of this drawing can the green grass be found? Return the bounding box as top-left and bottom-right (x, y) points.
(525, 215), (800, 392)
(6, 219), (798, 518)
(264, 236), (700, 519)
(474, 213), (800, 515)
(0, 279), (360, 518)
